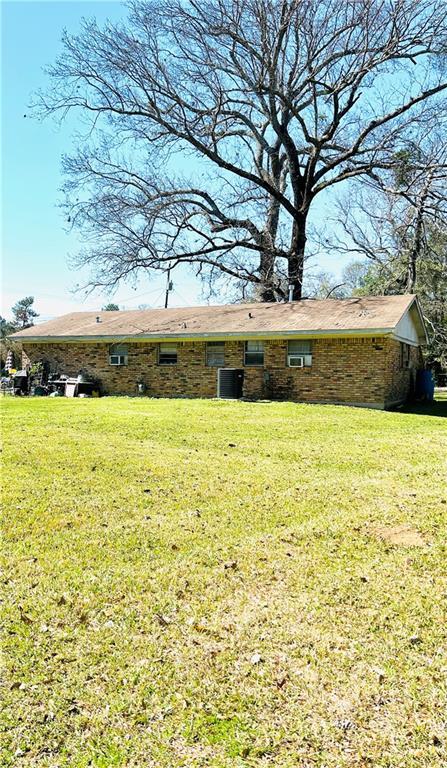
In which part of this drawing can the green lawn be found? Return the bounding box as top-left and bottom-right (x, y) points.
(2, 396), (447, 768)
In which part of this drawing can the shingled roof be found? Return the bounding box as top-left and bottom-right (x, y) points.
(11, 295), (426, 343)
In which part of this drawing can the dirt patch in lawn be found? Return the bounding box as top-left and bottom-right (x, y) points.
(374, 524), (426, 547)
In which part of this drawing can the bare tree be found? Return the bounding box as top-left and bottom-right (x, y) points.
(302, 261), (370, 298)
(304, 270), (346, 298)
(328, 146), (447, 365)
(330, 140), (447, 290)
(37, 0), (447, 301)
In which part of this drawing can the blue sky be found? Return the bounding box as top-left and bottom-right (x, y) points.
(1, 0), (344, 323)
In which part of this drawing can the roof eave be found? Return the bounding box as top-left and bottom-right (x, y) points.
(394, 295), (429, 345)
(15, 327), (395, 343)
(413, 295), (429, 345)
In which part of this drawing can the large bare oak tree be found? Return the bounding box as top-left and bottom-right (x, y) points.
(38, 0), (447, 300)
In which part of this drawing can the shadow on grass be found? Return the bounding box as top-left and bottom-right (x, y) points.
(399, 391), (447, 418)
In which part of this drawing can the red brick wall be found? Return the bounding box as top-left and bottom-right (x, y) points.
(22, 336), (422, 407)
(383, 340), (424, 405)
(22, 341), (249, 399)
(262, 337), (390, 404)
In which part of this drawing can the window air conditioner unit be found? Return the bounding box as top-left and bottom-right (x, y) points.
(288, 354), (305, 367)
(109, 354), (126, 366)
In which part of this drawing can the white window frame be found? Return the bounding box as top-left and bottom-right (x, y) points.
(287, 355), (305, 368)
(206, 341), (225, 367)
(244, 340), (264, 367)
(159, 343), (178, 365)
(287, 340), (312, 367)
(109, 354), (127, 366)
(400, 342), (411, 369)
(109, 345), (128, 366)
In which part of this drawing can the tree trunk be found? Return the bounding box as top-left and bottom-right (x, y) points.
(406, 190), (427, 293)
(288, 216), (307, 301)
(406, 248), (417, 293)
(259, 285), (278, 302)
(405, 215), (421, 293)
(259, 247), (277, 302)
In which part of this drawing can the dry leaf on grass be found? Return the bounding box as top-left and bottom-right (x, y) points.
(154, 613), (172, 627)
(19, 607), (33, 625)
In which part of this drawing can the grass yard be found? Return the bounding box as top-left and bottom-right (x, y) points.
(1, 396), (447, 768)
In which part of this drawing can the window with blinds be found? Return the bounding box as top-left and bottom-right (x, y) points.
(287, 340), (312, 367)
(109, 344), (128, 366)
(159, 343), (178, 365)
(244, 341), (264, 366)
(206, 341), (225, 366)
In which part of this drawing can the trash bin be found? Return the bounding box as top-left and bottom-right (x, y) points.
(415, 369), (435, 402)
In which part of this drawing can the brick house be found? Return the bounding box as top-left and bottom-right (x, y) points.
(12, 295), (427, 409)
